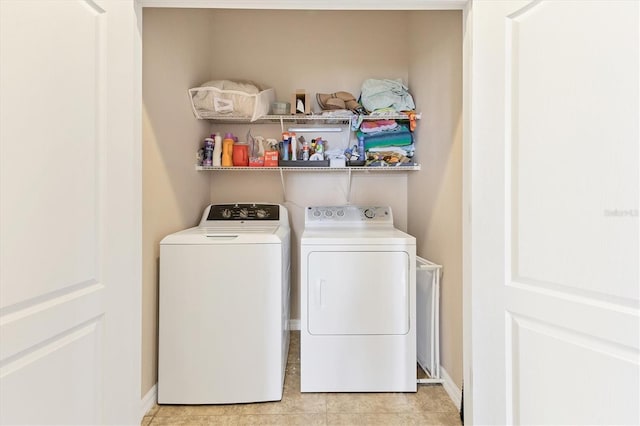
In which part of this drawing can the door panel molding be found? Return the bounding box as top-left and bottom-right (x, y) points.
(1, 318), (102, 378)
(0, 282), (104, 360)
(506, 0), (639, 303)
(0, 319), (103, 425)
(508, 313), (639, 425)
(509, 277), (638, 309)
(0, 0), (107, 308)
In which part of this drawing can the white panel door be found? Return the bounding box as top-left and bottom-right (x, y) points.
(0, 1), (140, 424)
(470, 1), (639, 424)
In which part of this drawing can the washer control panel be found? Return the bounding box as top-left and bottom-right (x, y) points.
(305, 206), (392, 224)
(204, 203), (280, 221)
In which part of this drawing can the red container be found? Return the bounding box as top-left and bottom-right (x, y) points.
(232, 143), (249, 166)
(264, 150), (279, 167)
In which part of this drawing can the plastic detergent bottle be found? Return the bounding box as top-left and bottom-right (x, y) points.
(212, 134), (222, 167)
(203, 137), (214, 166)
(302, 139), (310, 161)
(282, 138), (290, 161)
(232, 143), (249, 166)
(290, 132), (297, 161)
(222, 133), (234, 167)
(357, 134), (365, 160)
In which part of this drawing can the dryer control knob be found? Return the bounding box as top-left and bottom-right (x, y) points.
(313, 210), (321, 217)
(363, 208), (376, 219)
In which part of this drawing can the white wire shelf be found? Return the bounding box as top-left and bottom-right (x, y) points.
(361, 113), (420, 121)
(196, 113), (420, 124)
(195, 165), (421, 171)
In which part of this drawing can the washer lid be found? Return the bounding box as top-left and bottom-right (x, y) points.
(161, 224), (285, 245)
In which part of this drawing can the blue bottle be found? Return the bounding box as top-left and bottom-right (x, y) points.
(357, 135), (365, 160)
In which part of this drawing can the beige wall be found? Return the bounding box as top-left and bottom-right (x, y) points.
(142, 9), (213, 396)
(204, 10), (412, 321)
(207, 10), (410, 109)
(407, 11), (464, 388)
(142, 8), (463, 396)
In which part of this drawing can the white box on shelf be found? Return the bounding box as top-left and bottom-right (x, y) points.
(330, 157), (346, 168)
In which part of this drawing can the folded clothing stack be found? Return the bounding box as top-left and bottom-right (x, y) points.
(357, 123), (413, 150)
(359, 119), (398, 134)
(357, 121), (415, 166)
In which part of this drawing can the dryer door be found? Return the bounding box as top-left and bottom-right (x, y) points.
(307, 251), (409, 335)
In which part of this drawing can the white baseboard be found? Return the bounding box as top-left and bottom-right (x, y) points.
(440, 366), (462, 410)
(140, 384), (157, 419)
(289, 319), (300, 330)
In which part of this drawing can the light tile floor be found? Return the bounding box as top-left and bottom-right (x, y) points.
(142, 332), (462, 425)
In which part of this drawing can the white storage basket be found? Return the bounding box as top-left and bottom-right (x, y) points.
(188, 85), (275, 122)
(416, 256), (443, 384)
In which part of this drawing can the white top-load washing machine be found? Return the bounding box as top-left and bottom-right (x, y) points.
(300, 205), (416, 393)
(158, 203), (290, 404)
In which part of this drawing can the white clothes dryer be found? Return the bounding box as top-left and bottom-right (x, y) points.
(300, 205), (416, 393)
(158, 203), (290, 404)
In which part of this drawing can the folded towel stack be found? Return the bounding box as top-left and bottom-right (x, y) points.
(357, 123), (413, 150)
(357, 121), (415, 166)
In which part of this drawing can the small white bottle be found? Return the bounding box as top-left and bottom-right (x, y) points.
(212, 134), (222, 167)
(290, 133), (297, 161)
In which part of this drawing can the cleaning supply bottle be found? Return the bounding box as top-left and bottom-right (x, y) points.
(212, 134), (222, 167)
(222, 133), (234, 167)
(357, 134), (365, 160)
(282, 138), (290, 161)
(290, 132), (297, 161)
(302, 138), (310, 161)
(203, 137), (214, 166)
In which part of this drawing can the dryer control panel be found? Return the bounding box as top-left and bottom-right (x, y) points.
(305, 206), (393, 225)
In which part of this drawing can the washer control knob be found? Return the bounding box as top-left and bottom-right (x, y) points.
(325, 210), (333, 217)
(221, 208), (232, 219)
(363, 208), (376, 219)
(312, 210), (321, 217)
(336, 209), (345, 217)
